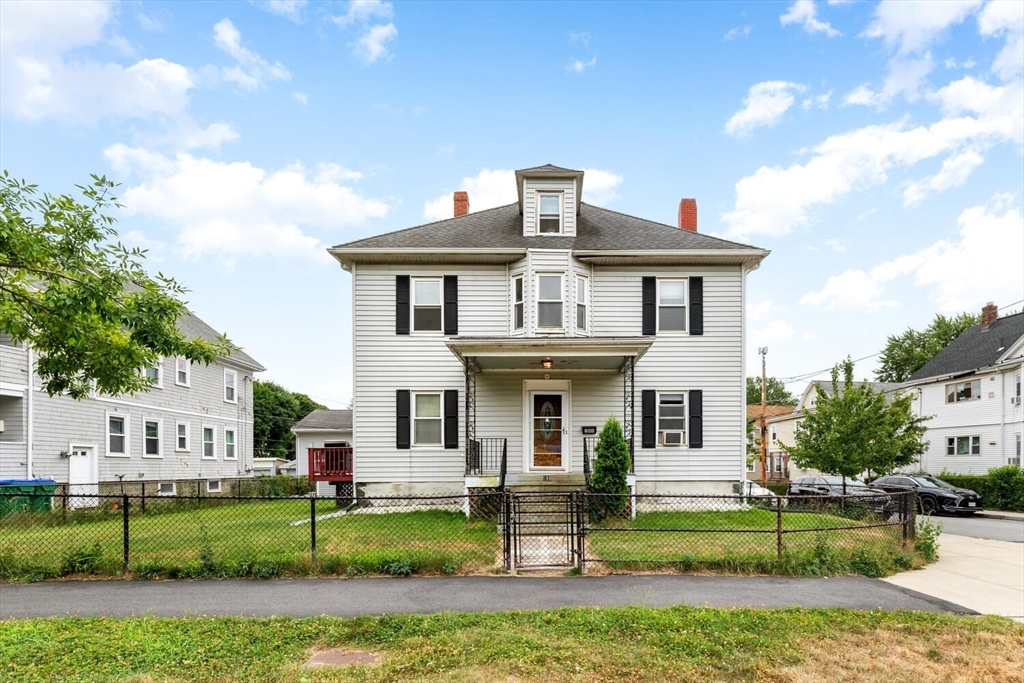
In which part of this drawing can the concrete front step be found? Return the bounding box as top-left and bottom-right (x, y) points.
(505, 473), (586, 488)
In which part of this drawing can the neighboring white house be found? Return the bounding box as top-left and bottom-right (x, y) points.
(0, 308), (265, 500)
(322, 164), (769, 497)
(904, 304), (1024, 475)
(292, 409), (353, 497)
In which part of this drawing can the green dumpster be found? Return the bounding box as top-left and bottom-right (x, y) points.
(0, 479), (57, 516)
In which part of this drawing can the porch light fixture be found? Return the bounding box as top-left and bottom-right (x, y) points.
(542, 358), (553, 369)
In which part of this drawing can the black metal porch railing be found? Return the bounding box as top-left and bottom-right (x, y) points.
(465, 438), (507, 478)
(584, 436), (634, 477)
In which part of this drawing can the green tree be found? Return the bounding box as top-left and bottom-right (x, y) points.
(0, 172), (229, 398)
(783, 358), (929, 492)
(746, 376), (798, 406)
(875, 312), (980, 382)
(253, 380), (326, 458)
(589, 417), (631, 520)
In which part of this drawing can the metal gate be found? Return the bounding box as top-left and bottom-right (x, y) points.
(503, 491), (584, 570)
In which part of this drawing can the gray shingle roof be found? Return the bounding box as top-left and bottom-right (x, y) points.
(908, 312), (1024, 382)
(292, 409), (353, 431)
(332, 203), (762, 252)
(515, 164), (582, 175)
(177, 309), (264, 371)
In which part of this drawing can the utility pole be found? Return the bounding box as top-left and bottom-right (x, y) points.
(759, 346), (768, 488)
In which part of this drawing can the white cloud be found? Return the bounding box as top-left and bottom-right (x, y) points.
(722, 76), (1023, 239)
(753, 319), (796, 344)
(902, 147), (985, 205)
(864, 0), (982, 54)
(252, 0), (308, 23)
(136, 10), (169, 33)
(104, 145), (389, 264)
(293, 90), (308, 104)
(977, 0), (1024, 81)
(724, 25), (752, 41)
(352, 22), (397, 64)
(780, 0), (841, 37)
(213, 18), (290, 91)
(842, 52), (936, 108)
(747, 300), (786, 322)
(724, 81), (806, 138)
(824, 238), (846, 251)
(423, 167), (623, 220)
(802, 91), (832, 109)
(566, 56), (597, 74)
(802, 197), (1024, 312)
(569, 31), (591, 46)
(332, 0), (393, 27)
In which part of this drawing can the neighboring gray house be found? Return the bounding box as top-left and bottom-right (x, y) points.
(0, 309), (264, 503)
(321, 164), (769, 497)
(903, 304), (1023, 475)
(292, 409), (353, 497)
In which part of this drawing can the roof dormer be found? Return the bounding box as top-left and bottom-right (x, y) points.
(515, 164), (584, 237)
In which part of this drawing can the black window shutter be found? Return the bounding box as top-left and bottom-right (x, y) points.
(396, 275), (410, 335)
(641, 389), (656, 449)
(689, 389), (703, 448)
(396, 390), (411, 449)
(642, 277), (656, 336)
(444, 275), (458, 336)
(689, 277), (704, 336)
(444, 389), (458, 449)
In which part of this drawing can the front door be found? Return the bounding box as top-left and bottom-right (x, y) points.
(530, 392), (567, 470)
(68, 445), (98, 509)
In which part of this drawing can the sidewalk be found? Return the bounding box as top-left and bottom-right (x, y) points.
(0, 574), (972, 620)
(883, 533), (1024, 622)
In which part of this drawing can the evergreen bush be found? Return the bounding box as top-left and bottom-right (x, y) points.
(589, 417), (631, 520)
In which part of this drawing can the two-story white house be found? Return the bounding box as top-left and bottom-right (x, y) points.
(316, 165), (768, 497)
(0, 308), (264, 501)
(904, 304), (1024, 475)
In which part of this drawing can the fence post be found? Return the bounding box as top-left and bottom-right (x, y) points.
(310, 496), (317, 564)
(776, 495), (783, 560)
(141, 482), (146, 515)
(577, 491), (586, 573)
(62, 486), (68, 522)
(122, 493), (130, 574)
(502, 489), (512, 572)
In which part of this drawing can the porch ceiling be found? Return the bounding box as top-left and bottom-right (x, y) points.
(446, 336), (653, 371)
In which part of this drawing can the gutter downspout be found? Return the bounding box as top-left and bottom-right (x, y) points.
(26, 346), (34, 479)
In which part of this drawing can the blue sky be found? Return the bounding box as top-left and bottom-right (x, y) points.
(1, 0), (1022, 407)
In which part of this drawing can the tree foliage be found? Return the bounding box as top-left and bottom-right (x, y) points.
(783, 357), (930, 489)
(589, 417), (631, 520)
(253, 380), (327, 458)
(0, 172), (231, 399)
(746, 376), (797, 406)
(875, 312), (980, 382)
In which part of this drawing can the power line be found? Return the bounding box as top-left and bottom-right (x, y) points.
(778, 351), (883, 385)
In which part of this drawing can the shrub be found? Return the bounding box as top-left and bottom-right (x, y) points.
(915, 517), (942, 563)
(59, 543), (108, 576)
(589, 417), (631, 521)
(937, 467), (1024, 512)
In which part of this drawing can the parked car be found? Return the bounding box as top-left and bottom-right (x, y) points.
(787, 475), (893, 514)
(869, 474), (982, 516)
(742, 481), (784, 507)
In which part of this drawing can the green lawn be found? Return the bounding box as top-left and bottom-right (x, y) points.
(2, 608), (1021, 682)
(0, 500), (500, 581)
(587, 508), (913, 575)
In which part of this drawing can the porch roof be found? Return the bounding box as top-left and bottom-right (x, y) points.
(446, 336), (653, 371)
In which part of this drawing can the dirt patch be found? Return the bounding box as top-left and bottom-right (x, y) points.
(771, 628), (1024, 683)
(303, 649), (382, 669)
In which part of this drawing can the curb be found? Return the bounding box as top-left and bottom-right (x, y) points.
(973, 511), (1024, 522)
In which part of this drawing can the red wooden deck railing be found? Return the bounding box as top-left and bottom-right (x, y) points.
(307, 447), (353, 482)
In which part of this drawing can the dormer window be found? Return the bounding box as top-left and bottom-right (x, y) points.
(537, 193), (562, 234)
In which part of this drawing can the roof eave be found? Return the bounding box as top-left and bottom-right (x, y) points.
(329, 247), (527, 268)
(574, 249), (770, 266)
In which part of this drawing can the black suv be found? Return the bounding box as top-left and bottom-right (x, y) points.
(787, 476), (893, 514)
(869, 474), (982, 515)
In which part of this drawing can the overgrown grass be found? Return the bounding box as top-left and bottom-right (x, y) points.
(0, 502), (499, 582)
(587, 508), (919, 577)
(2, 608), (1021, 682)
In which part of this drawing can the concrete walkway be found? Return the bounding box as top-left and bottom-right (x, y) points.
(883, 534), (1024, 622)
(0, 574), (972, 619)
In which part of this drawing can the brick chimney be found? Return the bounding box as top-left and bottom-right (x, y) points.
(454, 191), (469, 218)
(678, 198), (697, 232)
(982, 302), (998, 328)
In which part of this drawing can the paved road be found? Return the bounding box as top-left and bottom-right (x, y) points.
(0, 575), (973, 620)
(933, 514), (1023, 543)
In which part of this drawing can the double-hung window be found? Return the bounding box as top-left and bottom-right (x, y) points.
(412, 392), (443, 446)
(537, 274), (563, 329)
(144, 361), (162, 388)
(512, 276), (524, 331)
(657, 279), (686, 332)
(143, 419), (161, 458)
(175, 358), (190, 387)
(575, 275), (588, 332)
(203, 426), (216, 459)
(224, 368), (237, 403)
(946, 436), (980, 455)
(412, 278), (442, 332)
(108, 415), (127, 456)
(176, 422), (189, 452)
(537, 193), (562, 234)
(658, 392), (686, 446)
(945, 379), (980, 403)
(224, 429), (236, 460)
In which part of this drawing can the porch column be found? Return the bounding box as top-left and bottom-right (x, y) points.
(464, 358), (476, 458)
(622, 356), (634, 458)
